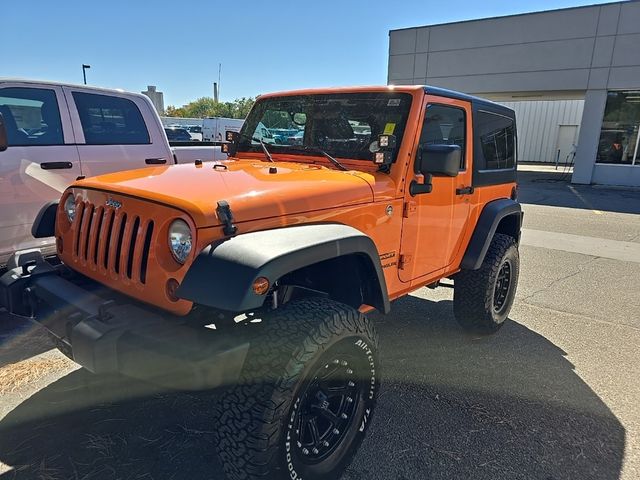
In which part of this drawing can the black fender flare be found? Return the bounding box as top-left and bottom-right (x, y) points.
(177, 224), (391, 313)
(32, 201), (58, 238)
(460, 198), (523, 270)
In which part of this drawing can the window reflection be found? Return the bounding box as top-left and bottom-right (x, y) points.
(596, 91), (640, 166)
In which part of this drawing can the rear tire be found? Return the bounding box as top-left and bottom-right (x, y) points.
(453, 233), (519, 333)
(216, 298), (379, 480)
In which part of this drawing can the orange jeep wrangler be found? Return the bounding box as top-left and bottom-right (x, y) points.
(0, 85), (522, 480)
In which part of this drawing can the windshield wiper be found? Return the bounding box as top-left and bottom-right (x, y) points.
(235, 132), (274, 162)
(284, 145), (349, 171)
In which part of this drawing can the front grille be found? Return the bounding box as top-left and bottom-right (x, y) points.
(71, 201), (154, 284)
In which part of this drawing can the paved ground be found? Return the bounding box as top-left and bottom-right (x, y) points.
(0, 166), (639, 480)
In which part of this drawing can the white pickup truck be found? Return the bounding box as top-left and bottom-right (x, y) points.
(0, 79), (226, 265)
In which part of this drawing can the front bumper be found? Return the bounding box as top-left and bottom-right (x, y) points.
(0, 256), (249, 390)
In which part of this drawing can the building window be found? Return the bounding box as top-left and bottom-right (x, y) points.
(73, 92), (150, 145)
(596, 91), (640, 166)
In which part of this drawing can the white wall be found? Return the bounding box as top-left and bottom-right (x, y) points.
(498, 100), (584, 163)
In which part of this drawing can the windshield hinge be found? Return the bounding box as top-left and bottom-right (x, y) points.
(398, 254), (413, 270)
(216, 200), (238, 236)
(403, 201), (417, 218)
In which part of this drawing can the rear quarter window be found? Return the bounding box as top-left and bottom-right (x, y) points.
(73, 92), (150, 145)
(472, 107), (517, 187)
(478, 111), (516, 170)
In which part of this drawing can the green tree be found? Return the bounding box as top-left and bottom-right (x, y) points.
(165, 96), (255, 119)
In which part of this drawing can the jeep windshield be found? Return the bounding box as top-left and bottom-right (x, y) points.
(236, 92), (413, 164)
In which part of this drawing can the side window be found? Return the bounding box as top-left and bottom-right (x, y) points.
(477, 111), (515, 170)
(420, 104), (466, 169)
(0, 87), (63, 146)
(73, 92), (150, 145)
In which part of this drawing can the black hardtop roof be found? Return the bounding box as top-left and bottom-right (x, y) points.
(424, 86), (515, 117)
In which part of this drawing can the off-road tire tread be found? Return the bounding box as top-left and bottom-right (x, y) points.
(453, 233), (519, 333)
(216, 297), (378, 480)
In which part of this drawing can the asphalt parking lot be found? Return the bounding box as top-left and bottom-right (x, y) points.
(0, 166), (639, 480)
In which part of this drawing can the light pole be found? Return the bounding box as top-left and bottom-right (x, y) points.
(82, 64), (91, 85)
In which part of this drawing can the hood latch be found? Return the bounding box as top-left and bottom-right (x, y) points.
(216, 200), (238, 236)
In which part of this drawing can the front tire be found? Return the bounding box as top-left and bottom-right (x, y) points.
(453, 233), (520, 333)
(216, 298), (379, 480)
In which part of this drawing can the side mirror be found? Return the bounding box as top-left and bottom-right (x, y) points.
(417, 144), (460, 177)
(410, 144), (460, 196)
(225, 130), (239, 142)
(0, 113), (8, 152)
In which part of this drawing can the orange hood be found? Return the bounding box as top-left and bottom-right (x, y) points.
(74, 160), (374, 227)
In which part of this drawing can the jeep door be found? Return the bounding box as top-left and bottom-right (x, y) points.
(398, 96), (473, 282)
(0, 83), (81, 263)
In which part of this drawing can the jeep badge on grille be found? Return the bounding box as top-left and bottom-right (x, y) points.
(106, 198), (122, 209)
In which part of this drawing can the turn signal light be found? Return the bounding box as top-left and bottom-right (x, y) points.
(166, 278), (180, 302)
(252, 277), (270, 295)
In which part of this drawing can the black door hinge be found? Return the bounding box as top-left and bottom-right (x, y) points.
(216, 200), (238, 236)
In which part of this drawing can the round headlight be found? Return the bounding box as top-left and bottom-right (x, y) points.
(168, 219), (192, 264)
(64, 194), (76, 222)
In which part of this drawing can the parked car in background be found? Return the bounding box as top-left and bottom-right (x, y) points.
(185, 125), (203, 141)
(164, 126), (192, 142)
(0, 79), (226, 265)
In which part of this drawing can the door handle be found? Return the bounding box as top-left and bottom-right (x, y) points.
(456, 186), (474, 195)
(41, 162), (73, 170)
(145, 158), (167, 165)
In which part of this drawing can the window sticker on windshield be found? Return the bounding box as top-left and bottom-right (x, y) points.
(387, 99), (401, 107)
(383, 123), (396, 135)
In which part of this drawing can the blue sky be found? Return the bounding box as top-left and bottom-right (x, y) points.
(2, 0), (615, 107)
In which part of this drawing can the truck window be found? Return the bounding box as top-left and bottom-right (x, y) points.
(0, 87), (63, 146)
(477, 111), (515, 170)
(73, 92), (150, 145)
(420, 104), (466, 170)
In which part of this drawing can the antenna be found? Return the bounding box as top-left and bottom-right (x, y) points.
(218, 63), (222, 101)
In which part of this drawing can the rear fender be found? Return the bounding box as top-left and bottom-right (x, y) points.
(460, 198), (523, 270)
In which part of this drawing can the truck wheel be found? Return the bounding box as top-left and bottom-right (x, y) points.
(453, 233), (519, 333)
(216, 298), (379, 480)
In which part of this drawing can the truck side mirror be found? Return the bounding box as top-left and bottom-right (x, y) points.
(417, 144), (460, 177)
(0, 113), (8, 152)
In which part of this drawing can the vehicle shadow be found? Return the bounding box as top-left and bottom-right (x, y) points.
(517, 169), (640, 214)
(0, 310), (53, 368)
(0, 295), (624, 480)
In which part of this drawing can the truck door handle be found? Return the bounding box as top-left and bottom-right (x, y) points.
(145, 158), (167, 165)
(456, 186), (474, 195)
(41, 162), (73, 170)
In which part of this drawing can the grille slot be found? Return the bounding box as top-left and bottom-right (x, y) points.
(71, 202), (151, 284)
(74, 202), (86, 257)
(91, 206), (104, 264)
(140, 221), (154, 284)
(103, 210), (115, 269)
(83, 204), (95, 260)
(126, 216), (140, 279)
(114, 214), (127, 274)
